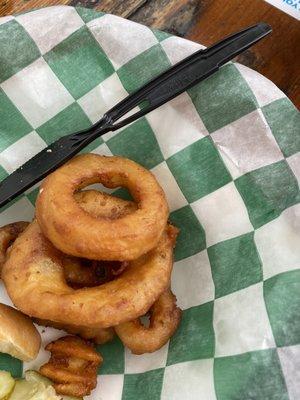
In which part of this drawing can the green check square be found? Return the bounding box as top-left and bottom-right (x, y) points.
(214, 349), (288, 400)
(167, 137), (232, 203)
(96, 336), (124, 374)
(0, 89), (33, 152)
(113, 187), (133, 201)
(44, 26), (115, 99)
(0, 353), (22, 378)
(208, 232), (262, 298)
(76, 6), (104, 23)
(152, 29), (172, 42)
(36, 103), (91, 144)
(117, 44), (171, 93)
(79, 137), (104, 154)
(0, 194), (24, 213)
(27, 187), (39, 206)
(169, 205), (206, 261)
(0, 165), (8, 181)
(122, 369), (164, 400)
(188, 63), (258, 133)
(262, 98), (300, 157)
(0, 20), (40, 83)
(107, 118), (164, 169)
(167, 302), (214, 365)
(264, 270), (300, 347)
(235, 160), (299, 229)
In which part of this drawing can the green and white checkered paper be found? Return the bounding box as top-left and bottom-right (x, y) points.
(0, 5), (299, 400)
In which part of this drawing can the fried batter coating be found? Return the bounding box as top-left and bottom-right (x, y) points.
(36, 154), (169, 261)
(40, 336), (102, 397)
(35, 318), (115, 345)
(3, 191), (176, 328)
(62, 256), (127, 289)
(115, 289), (181, 354)
(0, 222), (29, 275)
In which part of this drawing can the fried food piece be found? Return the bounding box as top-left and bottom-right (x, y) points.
(39, 191), (132, 341)
(75, 189), (136, 219)
(35, 319), (114, 345)
(62, 257), (127, 289)
(3, 190), (177, 328)
(0, 303), (41, 361)
(36, 154), (169, 261)
(62, 191), (130, 288)
(3, 221), (176, 328)
(0, 222), (29, 275)
(40, 336), (102, 397)
(115, 289), (181, 354)
(33, 190), (149, 343)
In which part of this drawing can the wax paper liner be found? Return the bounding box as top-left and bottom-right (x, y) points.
(0, 5), (299, 400)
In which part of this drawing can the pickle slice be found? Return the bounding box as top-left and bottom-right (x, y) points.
(24, 371), (83, 400)
(9, 380), (41, 400)
(25, 371), (52, 387)
(30, 386), (60, 400)
(0, 371), (15, 400)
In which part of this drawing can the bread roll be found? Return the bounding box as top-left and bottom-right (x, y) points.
(0, 303), (41, 361)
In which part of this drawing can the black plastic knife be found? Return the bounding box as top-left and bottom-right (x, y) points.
(0, 22), (271, 208)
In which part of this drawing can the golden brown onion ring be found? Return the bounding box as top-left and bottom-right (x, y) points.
(61, 256), (127, 289)
(0, 222), (29, 275)
(36, 154), (169, 261)
(3, 213), (177, 329)
(75, 189), (136, 219)
(0, 221), (115, 345)
(35, 318), (114, 345)
(115, 289), (181, 354)
(31, 191), (133, 342)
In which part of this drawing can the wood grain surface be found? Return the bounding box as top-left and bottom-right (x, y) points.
(0, 0), (299, 107)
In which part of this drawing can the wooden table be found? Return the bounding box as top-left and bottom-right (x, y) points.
(1, 0), (299, 108)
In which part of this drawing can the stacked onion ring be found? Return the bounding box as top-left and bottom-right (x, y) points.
(2, 154), (181, 355)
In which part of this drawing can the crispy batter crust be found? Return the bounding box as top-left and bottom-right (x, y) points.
(61, 256), (127, 289)
(36, 154), (169, 261)
(35, 318), (115, 345)
(115, 289), (181, 354)
(33, 191), (175, 344)
(0, 222), (29, 275)
(3, 191), (176, 328)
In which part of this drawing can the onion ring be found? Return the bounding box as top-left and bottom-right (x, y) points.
(60, 190), (132, 288)
(115, 289), (181, 354)
(36, 154), (169, 261)
(3, 197), (177, 328)
(35, 257), (117, 344)
(0, 222), (29, 275)
(61, 256), (127, 289)
(33, 191), (131, 342)
(75, 189), (136, 219)
(35, 319), (114, 345)
(32, 191), (134, 342)
(0, 220), (115, 344)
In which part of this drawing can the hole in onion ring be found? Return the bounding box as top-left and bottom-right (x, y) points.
(61, 256), (127, 289)
(140, 314), (150, 328)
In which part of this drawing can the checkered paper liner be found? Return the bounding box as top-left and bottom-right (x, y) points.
(0, 5), (299, 399)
